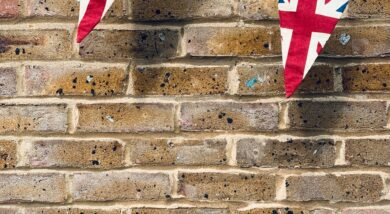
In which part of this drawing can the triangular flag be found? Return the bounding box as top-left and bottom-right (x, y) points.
(278, 0), (349, 97)
(77, 0), (115, 43)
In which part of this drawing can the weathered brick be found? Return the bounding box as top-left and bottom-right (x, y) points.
(286, 174), (383, 202)
(236, 138), (336, 168)
(0, 105), (68, 133)
(77, 103), (174, 133)
(238, 208), (333, 214)
(72, 172), (171, 201)
(0, 67), (17, 96)
(341, 63), (390, 92)
(79, 29), (179, 60)
(0, 29), (72, 60)
(24, 63), (128, 97)
(237, 63), (335, 95)
(178, 172), (276, 201)
(25, 0), (125, 18)
(345, 139), (390, 166)
(128, 138), (227, 166)
(0, 173), (67, 203)
(0, 0), (20, 18)
(0, 208), (19, 214)
(288, 101), (387, 130)
(185, 26), (280, 57)
(347, 0), (390, 18)
(25, 208), (121, 214)
(180, 102), (279, 131)
(131, 208), (229, 214)
(238, 0), (278, 20)
(0, 140), (17, 169)
(342, 207), (390, 214)
(132, 65), (228, 96)
(128, 0), (234, 20)
(323, 26), (390, 57)
(22, 140), (125, 169)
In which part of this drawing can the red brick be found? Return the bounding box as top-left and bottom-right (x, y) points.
(0, 0), (20, 18)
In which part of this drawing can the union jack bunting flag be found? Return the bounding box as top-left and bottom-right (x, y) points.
(279, 0), (349, 97)
(77, 0), (115, 43)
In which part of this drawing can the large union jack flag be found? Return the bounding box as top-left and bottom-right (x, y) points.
(77, 0), (115, 43)
(279, 0), (349, 97)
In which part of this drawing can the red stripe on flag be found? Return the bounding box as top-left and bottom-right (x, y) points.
(77, 0), (107, 43)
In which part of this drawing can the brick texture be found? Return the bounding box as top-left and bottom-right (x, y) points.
(178, 172), (276, 201)
(0, 0), (388, 212)
(286, 174), (383, 202)
(72, 172), (171, 201)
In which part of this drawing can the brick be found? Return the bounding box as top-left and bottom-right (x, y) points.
(341, 63), (390, 92)
(0, 29), (72, 60)
(128, 138), (227, 166)
(25, 208), (121, 214)
(130, 208), (229, 214)
(180, 102), (279, 131)
(0, 173), (67, 203)
(0, 208), (19, 214)
(237, 63), (335, 95)
(79, 29), (179, 60)
(0, 140), (17, 169)
(345, 139), (390, 166)
(238, 0), (278, 20)
(0, 105), (68, 133)
(323, 26), (390, 57)
(288, 101), (387, 130)
(77, 103), (174, 133)
(25, 0), (125, 18)
(185, 26), (280, 57)
(22, 140), (125, 169)
(0, 0), (20, 18)
(236, 138), (336, 168)
(24, 63), (128, 97)
(132, 65), (228, 96)
(0, 67), (17, 96)
(72, 172), (171, 201)
(128, 0), (234, 20)
(286, 174), (383, 202)
(342, 207), (390, 214)
(347, 0), (390, 18)
(178, 172), (276, 201)
(237, 208), (333, 214)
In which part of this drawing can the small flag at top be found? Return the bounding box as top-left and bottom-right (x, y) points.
(278, 0), (349, 97)
(77, 0), (115, 43)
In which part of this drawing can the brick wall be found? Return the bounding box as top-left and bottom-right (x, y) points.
(0, 0), (389, 213)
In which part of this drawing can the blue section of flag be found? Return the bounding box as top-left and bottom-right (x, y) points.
(337, 1), (349, 13)
(278, 0), (285, 3)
